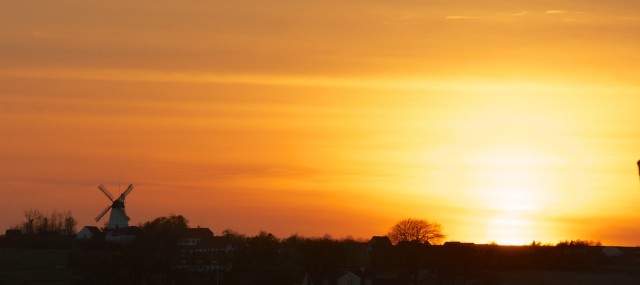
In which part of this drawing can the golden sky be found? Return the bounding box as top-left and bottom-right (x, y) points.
(2, 0), (640, 245)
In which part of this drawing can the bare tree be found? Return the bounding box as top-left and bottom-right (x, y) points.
(63, 211), (77, 234)
(23, 209), (44, 234)
(19, 209), (77, 235)
(387, 218), (445, 245)
(50, 210), (60, 232)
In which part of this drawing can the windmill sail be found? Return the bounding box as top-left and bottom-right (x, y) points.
(95, 204), (112, 222)
(98, 184), (115, 201)
(95, 184), (134, 230)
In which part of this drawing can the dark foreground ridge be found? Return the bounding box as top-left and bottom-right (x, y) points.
(3, 225), (640, 285)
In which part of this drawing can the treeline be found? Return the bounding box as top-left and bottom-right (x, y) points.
(223, 232), (369, 284)
(1, 212), (635, 285)
(70, 215), (191, 284)
(70, 229), (375, 285)
(70, 228), (619, 285)
(9, 209), (77, 235)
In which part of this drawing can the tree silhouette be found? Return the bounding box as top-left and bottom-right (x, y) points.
(16, 209), (77, 235)
(141, 214), (189, 244)
(388, 218), (445, 245)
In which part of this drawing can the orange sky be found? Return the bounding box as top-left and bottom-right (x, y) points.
(2, 1), (640, 245)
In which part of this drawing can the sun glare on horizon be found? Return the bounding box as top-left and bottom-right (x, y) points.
(459, 144), (559, 245)
(415, 81), (614, 245)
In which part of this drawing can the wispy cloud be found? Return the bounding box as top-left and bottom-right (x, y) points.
(545, 10), (566, 14)
(0, 68), (458, 91)
(543, 9), (588, 24)
(446, 10), (589, 23)
(444, 15), (488, 20)
(545, 10), (586, 15)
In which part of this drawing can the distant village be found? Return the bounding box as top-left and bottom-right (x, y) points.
(3, 184), (640, 284)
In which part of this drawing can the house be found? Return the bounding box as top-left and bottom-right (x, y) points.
(299, 270), (371, 285)
(337, 271), (362, 285)
(194, 236), (234, 254)
(367, 236), (392, 253)
(76, 226), (103, 240)
(105, 226), (142, 243)
(300, 273), (315, 285)
(4, 229), (22, 238)
(603, 246), (624, 257)
(177, 227), (214, 246)
(175, 228), (233, 273)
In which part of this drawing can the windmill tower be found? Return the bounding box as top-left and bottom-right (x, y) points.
(95, 184), (134, 231)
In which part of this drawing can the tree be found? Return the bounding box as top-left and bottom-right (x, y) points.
(63, 211), (78, 234)
(556, 239), (602, 247)
(116, 214), (191, 282)
(23, 209), (44, 234)
(141, 214), (189, 244)
(387, 218), (445, 245)
(18, 209), (77, 235)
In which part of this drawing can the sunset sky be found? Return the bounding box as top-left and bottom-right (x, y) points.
(2, 0), (640, 245)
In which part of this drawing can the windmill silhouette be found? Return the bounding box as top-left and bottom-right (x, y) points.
(96, 184), (134, 230)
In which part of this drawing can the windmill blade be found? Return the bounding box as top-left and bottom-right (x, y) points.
(116, 184), (135, 201)
(98, 185), (115, 201)
(121, 184), (135, 198)
(95, 204), (112, 222)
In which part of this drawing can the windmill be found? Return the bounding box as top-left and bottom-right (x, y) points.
(95, 184), (134, 231)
